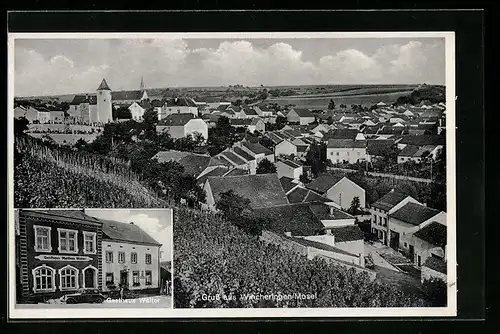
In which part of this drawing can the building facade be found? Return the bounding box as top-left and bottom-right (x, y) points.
(16, 210), (103, 302)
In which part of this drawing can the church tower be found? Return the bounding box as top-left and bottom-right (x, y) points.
(96, 78), (113, 123)
(139, 76), (148, 101)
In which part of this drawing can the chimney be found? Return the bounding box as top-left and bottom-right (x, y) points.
(130, 222), (134, 225)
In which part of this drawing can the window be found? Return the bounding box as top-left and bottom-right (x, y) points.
(131, 252), (137, 264)
(33, 225), (52, 252)
(336, 152), (339, 156)
(145, 254), (152, 265)
(57, 228), (78, 253)
(404, 242), (408, 248)
(83, 231), (96, 254)
(106, 273), (114, 285)
(357, 151), (360, 156)
(379, 216), (382, 224)
(106, 251), (113, 263)
(118, 252), (125, 264)
(58, 265), (79, 291)
(384, 218), (387, 226)
(32, 265), (55, 293)
(347, 152), (350, 156)
(145, 271), (152, 285)
(330, 152), (333, 156)
(132, 271), (140, 286)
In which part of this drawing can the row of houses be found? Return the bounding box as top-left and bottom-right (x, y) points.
(15, 210), (164, 302)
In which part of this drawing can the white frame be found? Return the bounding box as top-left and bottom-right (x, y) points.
(57, 228), (79, 254)
(82, 265), (98, 289)
(118, 251), (126, 264)
(145, 270), (152, 286)
(58, 264), (80, 291)
(31, 264), (56, 293)
(82, 231), (97, 255)
(131, 252), (137, 264)
(145, 253), (152, 265)
(105, 250), (114, 263)
(33, 225), (52, 253)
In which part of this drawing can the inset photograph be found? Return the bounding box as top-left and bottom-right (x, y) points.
(14, 208), (173, 309)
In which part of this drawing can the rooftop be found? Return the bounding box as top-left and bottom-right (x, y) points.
(241, 141), (273, 155)
(389, 202), (441, 226)
(329, 225), (365, 242)
(327, 139), (366, 149)
(371, 190), (411, 211)
(157, 114), (195, 127)
(309, 202), (355, 221)
(279, 176), (298, 193)
(423, 256), (447, 274)
(306, 174), (345, 194)
(414, 222), (447, 248)
(100, 218), (162, 246)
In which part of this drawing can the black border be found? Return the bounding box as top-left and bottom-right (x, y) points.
(3, 8), (486, 330)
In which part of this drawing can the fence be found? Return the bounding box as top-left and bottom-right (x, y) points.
(327, 167), (436, 184)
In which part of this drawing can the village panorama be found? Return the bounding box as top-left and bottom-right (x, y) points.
(13, 37), (448, 309)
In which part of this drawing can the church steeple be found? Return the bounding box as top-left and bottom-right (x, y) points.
(140, 76), (145, 91)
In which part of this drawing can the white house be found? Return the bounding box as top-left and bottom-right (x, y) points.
(276, 160), (303, 180)
(369, 189), (421, 246)
(159, 97), (198, 120)
(101, 219), (162, 292)
(156, 114), (208, 141)
(274, 139), (298, 157)
(128, 101), (152, 122)
(327, 139), (367, 164)
(306, 175), (366, 210)
(287, 108), (316, 125)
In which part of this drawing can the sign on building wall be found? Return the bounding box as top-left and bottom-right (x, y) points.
(34, 255), (93, 262)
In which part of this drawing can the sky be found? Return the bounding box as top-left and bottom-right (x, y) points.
(84, 209), (173, 262)
(14, 37), (445, 96)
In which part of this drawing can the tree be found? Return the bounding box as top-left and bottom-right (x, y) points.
(275, 115), (287, 130)
(305, 140), (327, 176)
(328, 99), (336, 110)
(216, 190), (252, 221)
(299, 172), (310, 184)
(113, 106), (132, 120)
(14, 117), (29, 136)
(348, 196), (361, 215)
(143, 108), (158, 128)
(421, 278), (447, 307)
(256, 158), (277, 174)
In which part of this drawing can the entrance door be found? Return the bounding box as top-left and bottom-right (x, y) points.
(84, 268), (95, 288)
(389, 230), (400, 250)
(120, 271), (129, 287)
(417, 255), (422, 267)
(409, 245), (415, 262)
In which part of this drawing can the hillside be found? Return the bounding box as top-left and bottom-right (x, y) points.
(174, 208), (426, 308)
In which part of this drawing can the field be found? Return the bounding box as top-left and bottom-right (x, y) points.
(28, 133), (99, 145)
(14, 135), (168, 208)
(174, 208), (426, 308)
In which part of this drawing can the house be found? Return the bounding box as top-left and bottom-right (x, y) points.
(248, 118), (265, 133)
(203, 174), (289, 210)
(286, 186), (331, 205)
(396, 135), (445, 150)
(287, 108), (316, 125)
(253, 104), (274, 117)
(234, 141), (275, 164)
(388, 202), (446, 252)
(274, 139), (298, 157)
(152, 150), (231, 178)
(242, 107), (260, 119)
(276, 160), (303, 180)
(229, 118), (265, 134)
(410, 221), (447, 270)
(370, 190), (420, 245)
(397, 144), (439, 164)
(306, 174), (365, 210)
(100, 218), (162, 293)
(16, 210), (103, 301)
(128, 100), (152, 122)
(68, 95), (97, 123)
(159, 97), (198, 120)
(421, 255), (447, 283)
(216, 145), (259, 174)
(112, 89), (148, 106)
(196, 167), (249, 187)
(327, 139), (366, 164)
(366, 140), (395, 163)
(322, 129), (365, 141)
(156, 114), (208, 140)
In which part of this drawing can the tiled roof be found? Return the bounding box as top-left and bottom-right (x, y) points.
(292, 108), (315, 118)
(97, 78), (111, 91)
(220, 151), (246, 166)
(366, 139), (394, 156)
(112, 90), (143, 101)
(253, 203), (324, 236)
(244, 108), (258, 116)
(207, 174), (289, 209)
(150, 99), (164, 108)
(423, 257), (447, 274)
(26, 210), (102, 224)
(399, 145), (420, 157)
(371, 190), (410, 211)
(230, 119), (253, 126)
(224, 168), (249, 177)
(398, 135), (445, 146)
(157, 114), (195, 126)
(309, 202), (354, 220)
(100, 218), (161, 246)
(242, 141), (273, 155)
(389, 202), (441, 226)
(280, 159), (301, 169)
(153, 150), (228, 177)
(70, 95), (97, 106)
(327, 139), (366, 149)
(306, 174), (345, 194)
(197, 167), (230, 185)
(233, 147), (255, 162)
(250, 118), (262, 125)
(164, 97), (197, 107)
(329, 225), (365, 242)
(279, 176), (298, 193)
(323, 129), (359, 140)
(287, 187), (330, 204)
(414, 222), (447, 248)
